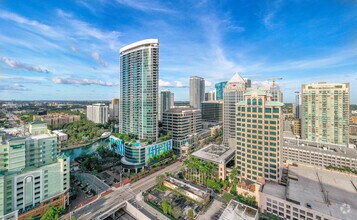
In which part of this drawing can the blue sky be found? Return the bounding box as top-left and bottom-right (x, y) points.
(0, 0), (356, 103)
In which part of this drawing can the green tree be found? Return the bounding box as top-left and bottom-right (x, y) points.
(40, 206), (63, 220)
(188, 208), (194, 220)
(172, 206), (182, 219)
(156, 174), (166, 187)
(162, 200), (169, 214)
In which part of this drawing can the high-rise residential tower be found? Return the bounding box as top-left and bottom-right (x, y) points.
(223, 73), (246, 145)
(301, 82), (350, 145)
(215, 81), (228, 100)
(159, 90), (171, 121)
(119, 39), (159, 140)
(189, 76), (205, 109)
(86, 103), (108, 124)
(236, 90), (284, 182)
(109, 98), (120, 121)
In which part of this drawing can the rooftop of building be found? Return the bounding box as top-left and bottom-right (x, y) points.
(283, 137), (357, 159)
(263, 164), (357, 219)
(201, 100), (224, 104)
(191, 143), (235, 164)
(165, 176), (210, 199)
(165, 107), (201, 114)
(227, 73), (245, 84)
(219, 199), (258, 220)
(30, 120), (47, 125)
(120, 38), (158, 53)
(31, 133), (56, 140)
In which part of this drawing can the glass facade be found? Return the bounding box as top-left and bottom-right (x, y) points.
(215, 81), (227, 100)
(119, 39), (159, 141)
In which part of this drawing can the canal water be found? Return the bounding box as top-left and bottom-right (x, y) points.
(61, 137), (110, 161)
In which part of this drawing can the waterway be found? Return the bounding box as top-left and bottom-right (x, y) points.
(60, 137), (110, 161)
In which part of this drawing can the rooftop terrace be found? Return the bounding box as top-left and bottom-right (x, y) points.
(219, 199), (258, 220)
(192, 144), (235, 164)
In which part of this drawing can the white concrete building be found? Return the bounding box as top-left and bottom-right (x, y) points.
(86, 103), (108, 124)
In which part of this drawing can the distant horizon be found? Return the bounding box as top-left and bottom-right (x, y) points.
(1, 100), (357, 106)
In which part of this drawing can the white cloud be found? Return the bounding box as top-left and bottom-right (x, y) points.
(252, 80), (272, 90)
(1, 57), (51, 73)
(159, 79), (172, 87)
(56, 9), (121, 50)
(262, 0), (283, 29)
(159, 80), (187, 88)
(0, 83), (30, 91)
(91, 51), (108, 67)
(51, 77), (116, 86)
(174, 81), (187, 88)
(205, 80), (212, 87)
(116, 0), (176, 13)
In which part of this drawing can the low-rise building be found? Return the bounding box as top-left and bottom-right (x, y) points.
(282, 137), (357, 169)
(219, 199), (258, 220)
(260, 164), (357, 220)
(33, 113), (80, 128)
(52, 130), (68, 142)
(191, 142), (235, 180)
(163, 177), (211, 205)
(109, 136), (173, 172)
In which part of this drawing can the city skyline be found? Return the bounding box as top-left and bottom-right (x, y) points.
(0, 1), (357, 103)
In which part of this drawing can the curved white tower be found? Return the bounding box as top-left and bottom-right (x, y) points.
(119, 39), (159, 141)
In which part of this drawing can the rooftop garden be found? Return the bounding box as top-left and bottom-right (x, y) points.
(112, 132), (173, 146)
(325, 165), (357, 175)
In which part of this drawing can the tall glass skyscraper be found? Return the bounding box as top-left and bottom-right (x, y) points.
(215, 81), (227, 100)
(119, 39), (159, 141)
(159, 90), (171, 121)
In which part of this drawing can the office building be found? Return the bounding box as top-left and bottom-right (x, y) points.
(0, 121), (70, 220)
(86, 103), (108, 124)
(301, 82), (350, 145)
(205, 90), (216, 101)
(223, 73), (246, 145)
(215, 81), (227, 100)
(189, 76), (205, 109)
(33, 114), (80, 128)
(119, 39), (159, 141)
(159, 90), (171, 121)
(109, 98), (120, 121)
(162, 108), (202, 149)
(201, 100), (223, 123)
(236, 89), (284, 182)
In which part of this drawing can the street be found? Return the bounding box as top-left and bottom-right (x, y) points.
(76, 172), (110, 193)
(73, 161), (183, 219)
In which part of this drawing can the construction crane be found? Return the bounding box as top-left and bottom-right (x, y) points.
(269, 77), (283, 92)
